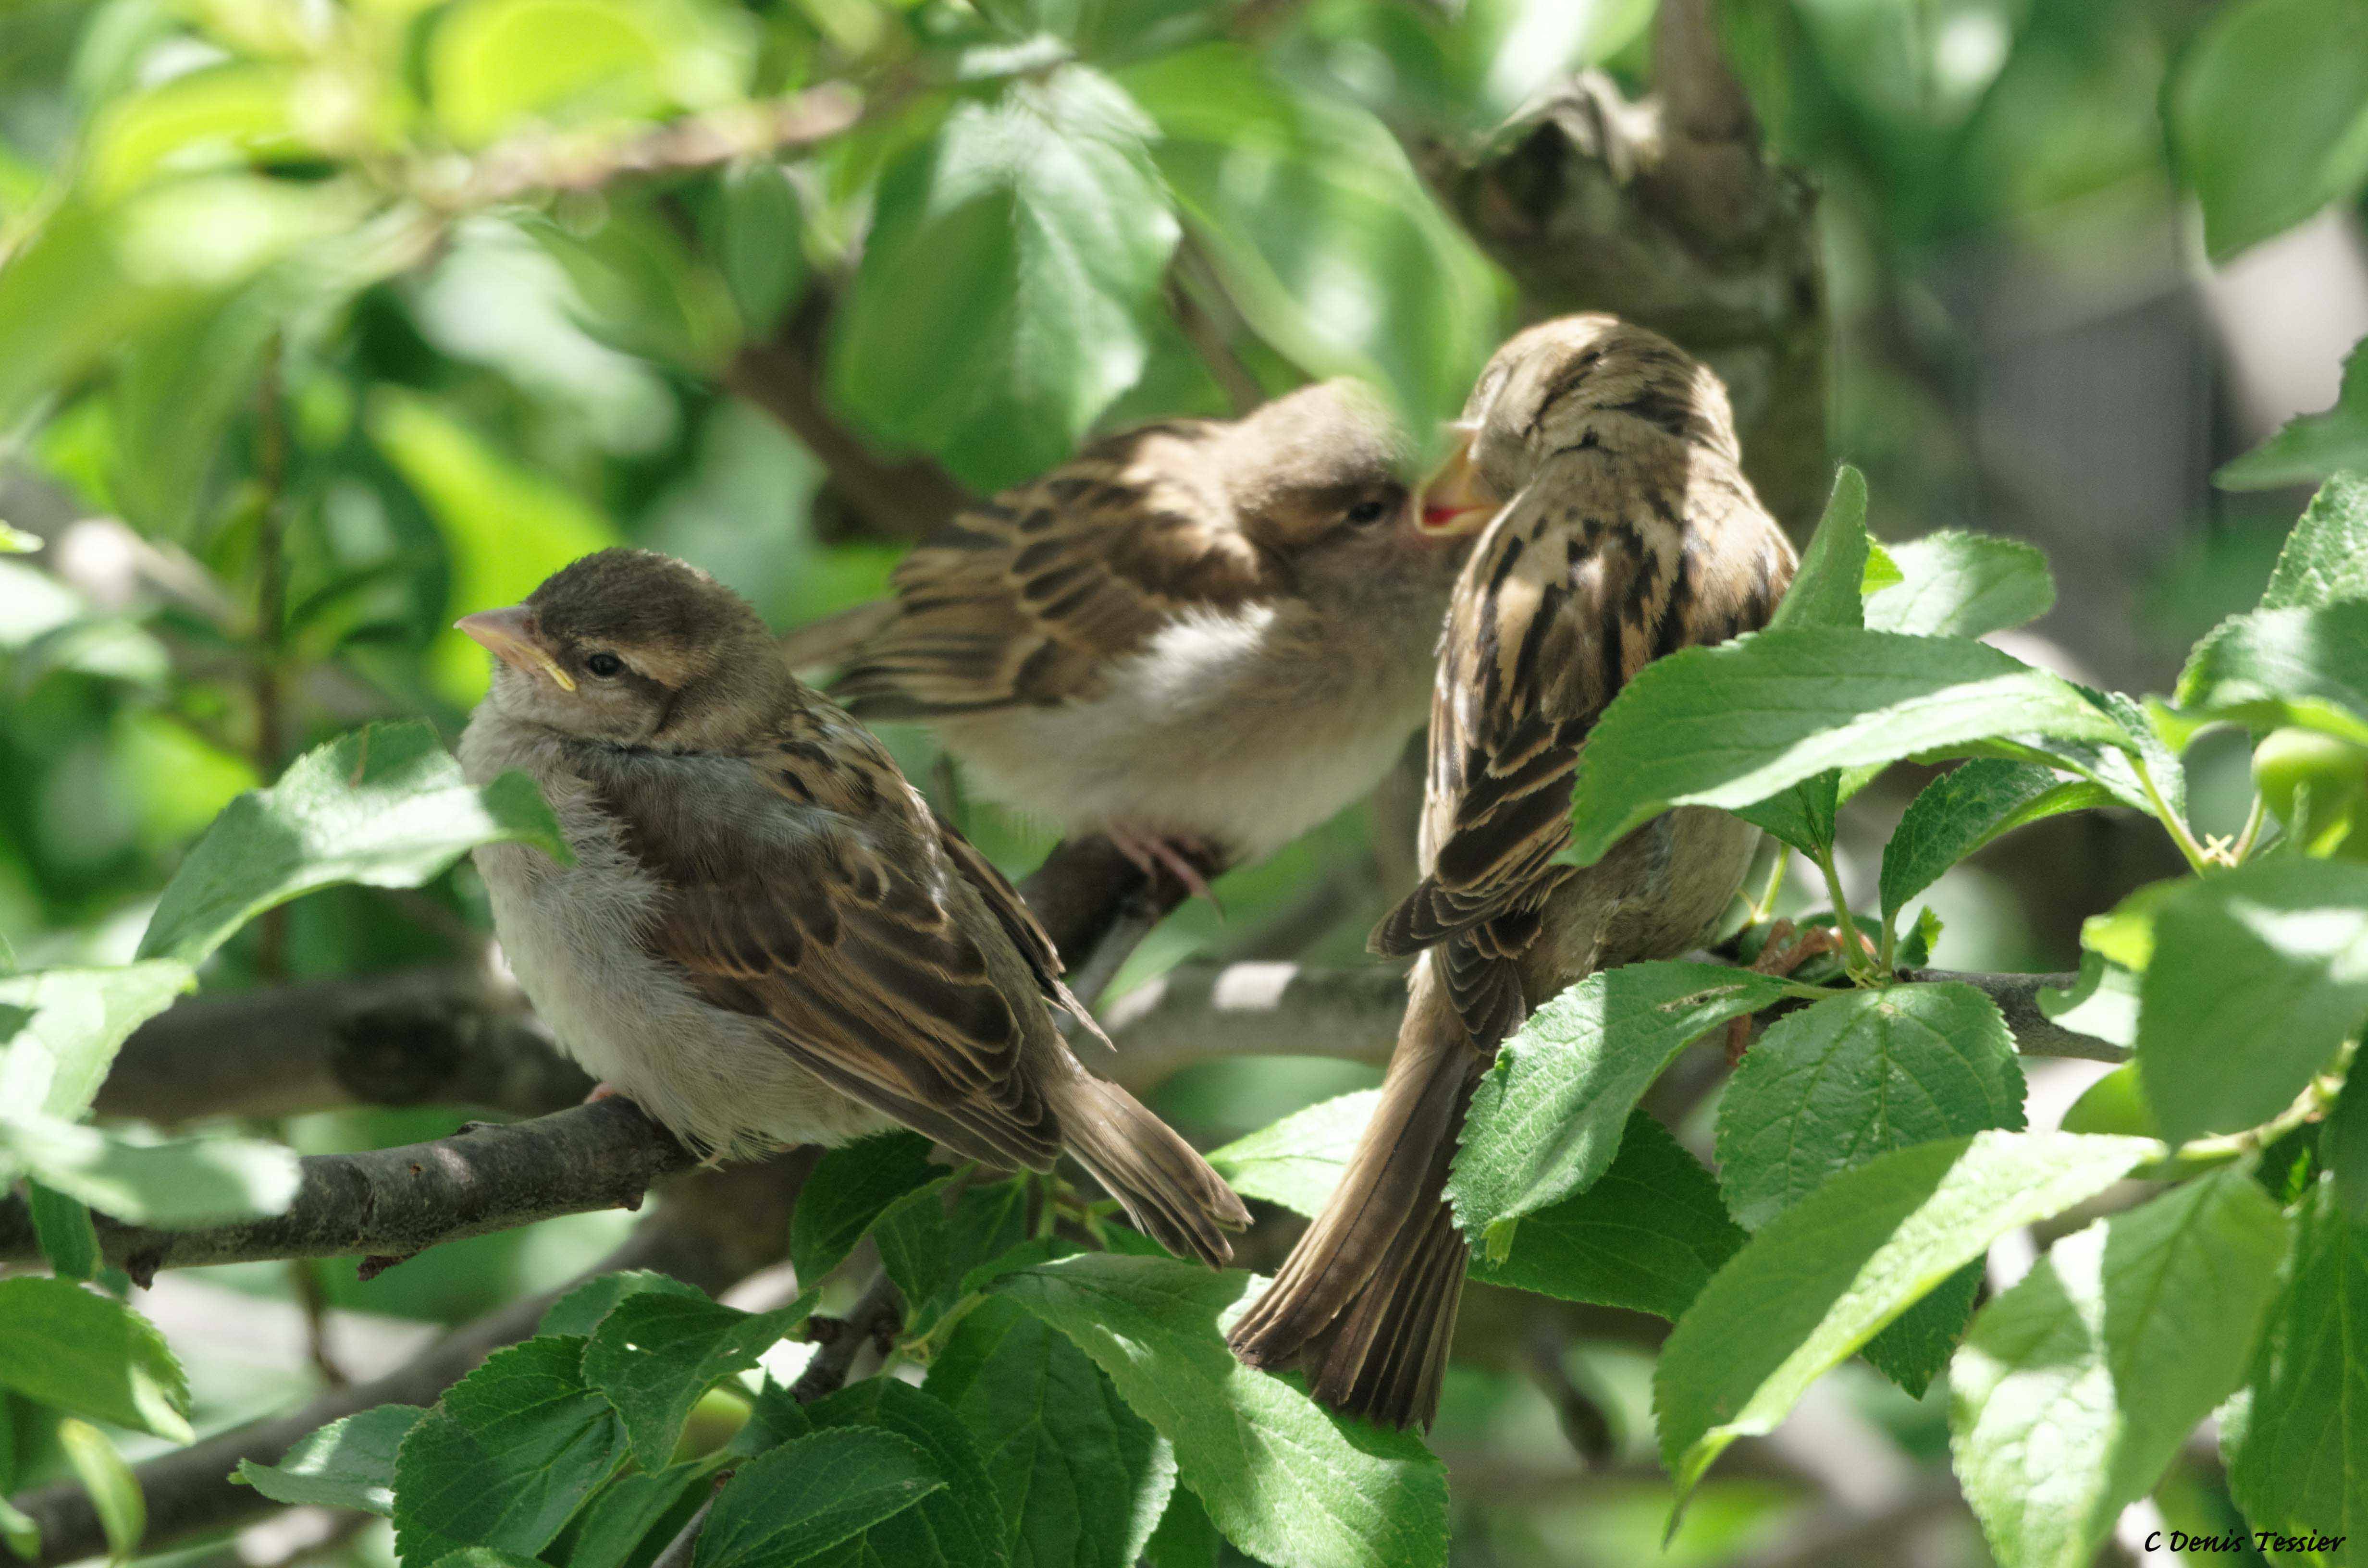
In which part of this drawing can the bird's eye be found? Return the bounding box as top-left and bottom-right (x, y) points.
(1345, 499), (1391, 525)
(584, 652), (624, 679)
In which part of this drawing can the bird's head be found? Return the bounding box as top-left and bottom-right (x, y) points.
(459, 548), (788, 748)
(1415, 315), (1739, 541)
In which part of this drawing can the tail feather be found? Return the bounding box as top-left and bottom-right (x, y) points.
(1227, 959), (1484, 1429)
(1056, 1071), (1250, 1268)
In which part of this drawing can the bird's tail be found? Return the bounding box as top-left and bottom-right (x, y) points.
(1227, 956), (1485, 1429)
(1054, 1071), (1250, 1268)
(777, 599), (897, 672)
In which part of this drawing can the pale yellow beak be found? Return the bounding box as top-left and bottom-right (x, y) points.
(1414, 421), (1500, 538)
(456, 605), (576, 691)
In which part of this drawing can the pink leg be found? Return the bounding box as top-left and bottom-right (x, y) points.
(1105, 825), (1222, 908)
(584, 1082), (620, 1103)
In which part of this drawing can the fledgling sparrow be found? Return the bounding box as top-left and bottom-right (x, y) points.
(457, 549), (1251, 1264)
(1228, 317), (1801, 1425)
(789, 380), (1481, 895)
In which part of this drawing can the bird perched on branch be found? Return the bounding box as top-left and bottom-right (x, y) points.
(783, 380), (1482, 898)
(457, 549), (1249, 1264)
(1228, 317), (1800, 1425)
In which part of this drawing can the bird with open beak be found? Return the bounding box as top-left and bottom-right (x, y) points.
(455, 549), (1250, 1264)
(1227, 316), (1801, 1426)
(786, 380), (1489, 897)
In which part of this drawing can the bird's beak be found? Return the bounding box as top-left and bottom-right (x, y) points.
(1413, 421), (1499, 538)
(456, 605), (576, 692)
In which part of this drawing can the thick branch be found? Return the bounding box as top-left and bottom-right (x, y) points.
(0, 1098), (690, 1276)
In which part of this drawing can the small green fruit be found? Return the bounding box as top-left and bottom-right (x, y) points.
(2252, 726), (2368, 856)
(2061, 1064), (2160, 1140)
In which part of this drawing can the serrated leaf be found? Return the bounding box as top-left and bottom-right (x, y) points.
(0, 1277), (191, 1442)
(0, 963), (194, 1127)
(2175, 601), (2368, 747)
(1654, 1131), (2157, 1513)
(1766, 466), (1868, 633)
(1864, 531), (2055, 640)
(789, 1133), (939, 1288)
(830, 66), (1176, 491)
(795, 1378), (1009, 1568)
(993, 1254), (1448, 1568)
(691, 1428), (947, 1568)
(924, 1296), (1175, 1568)
(539, 1270), (705, 1339)
(1466, 1113), (1744, 1322)
(236, 1406), (426, 1515)
(22, 1181), (98, 1281)
(1563, 628), (2132, 867)
(1117, 42), (1505, 453)
(139, 721), (569, 965)
(1, 1117), (299, 1227)
(2221, 354), (2368, 492)
(1717, 984), (2027, 1231)
(1879, 761), (2111, 931)
(582, 1292), (814, 1470)
(2223, 1181), (2368, 1552)
(873, 1176), (1030, 1342)
(1140, 1486), (1218, 1568)
(57, 1420), (141, 1561)
(2258, 471), (2368, 608)
(2038, 951), (2141, 1051)
(1951, 1169), (2289, 1568)
(568, 1460), (711, 1568)
(1206, 1091), (1381, 1218)
(1447, 962), (1790, 1253)
(2166, 0), (2368, 261)
(392, 1337), (627, 1564)
(2135, 858), (2368, 1146)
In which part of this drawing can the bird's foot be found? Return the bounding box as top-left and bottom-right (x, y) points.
(583, 1082), (621, 1104)
(1724, 919), (1879, 1061)
(1106, 825), (1226, 911)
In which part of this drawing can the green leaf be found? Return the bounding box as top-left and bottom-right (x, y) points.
(1140, 1487), (1218, 1568)
(22, 1180), (98, 1281)
(691, 1428), (948, 1568)
(0, 1491), (37, 1563)
(1466, 1112), (1744, 1323)
(567, 1461), (711, 1568)
(2258, 471), (2368, 609)
(2223, 1181), (2368, 1552)
(0, 1118), (299, 1227)
(1879, 761), (2110, 931)
(1862, 539), (1904, 595)
(1766, 466), (1869, 633)
(2221, 355), (2368, 491)
(0, 1277), (191, 1441)
(1562, 628), (2133, 867)
(1951, 1169), (2290, 1568)
(1447, 962), (1791, 1256)
(2039, 951), (2141, 1051)
(1863, 531), (2056, 640)
(993, 1254), (1448, 1568)
(0, 523), (35, 553)
(796, 1378), (1009, 1568)
(139, 722), (569, 966)
(0, 963), (194, 1125)
(428, 0), (747, 147)
(1717, 984), (2027, 1231)
(1653, 1131), (2157, 1512)
(392, 1337), (628, 1564)
(57, 1420), (141, 1562)
(714, 160), (806, 339)
(523, 202), (741, 372)
(789, 1133), (939, 1287)
(1206, 1090), (1381, 1218)
(2166, 0), (2368, 261)
(582, 1292), (814, 1471)
(924, 1297), (1175, 1568)
(872, 1176), (1030, 1341)
(1118, 43), (1507, 451)
(1731, 773), (1839, 857)
(236, 1406), (427, 1516)
(2331, 1069), (2368, 1226)
(2175, 601), (2368, 746)
(830, 66), (1177, 491)
(539, 1270), (705, 1339)
(2135, 858), (2368, 1145)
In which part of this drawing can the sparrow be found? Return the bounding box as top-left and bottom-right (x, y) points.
(1227, 317), (1801, 1426)
(787, 380), (1481, 896)
(456, 549), (1251, 1265)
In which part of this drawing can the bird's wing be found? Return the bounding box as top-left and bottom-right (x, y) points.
(830, 422), (1282, 717)
(577, 715), (1064, 1169)
(1372, 441), (1788, 959)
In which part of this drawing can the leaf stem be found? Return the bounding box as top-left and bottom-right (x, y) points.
(2137, 763), (2213, 874)
(1749, 847), (1789, 925)
(1809, 843), (1875, 985)
(2230, 790), (2269, 864)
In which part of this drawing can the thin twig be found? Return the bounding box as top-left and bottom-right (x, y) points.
(788, 1270), (901, 1405)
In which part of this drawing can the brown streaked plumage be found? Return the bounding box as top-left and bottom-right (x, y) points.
(458, 549), (1249, 1265)
(790, 381), (1479, 885)
(1227, 317), (1800, 1426)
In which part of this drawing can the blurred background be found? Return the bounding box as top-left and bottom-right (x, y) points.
(0, 0), (2357, 1562)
